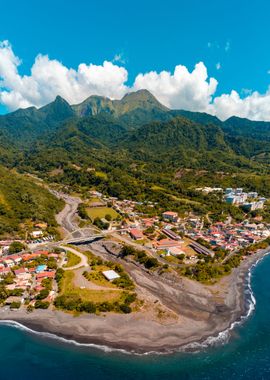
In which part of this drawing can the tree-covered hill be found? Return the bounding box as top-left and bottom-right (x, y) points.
(1, 89), (270, 218)
(0, 166), (64, 237)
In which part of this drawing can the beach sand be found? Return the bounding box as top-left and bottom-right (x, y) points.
(0, 249), (267, 354)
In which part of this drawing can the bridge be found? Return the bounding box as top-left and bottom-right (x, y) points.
(64, 234), (104, 245)
(61, 227), (128, 245)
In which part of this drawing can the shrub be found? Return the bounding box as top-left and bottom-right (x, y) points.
(35, 300), (50, 309)
(120, 304), (132, 313)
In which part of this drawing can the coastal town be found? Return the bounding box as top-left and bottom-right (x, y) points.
(0, 185), (269, 312)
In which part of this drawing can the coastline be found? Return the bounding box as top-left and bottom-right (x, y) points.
(0, 248), (268, 355)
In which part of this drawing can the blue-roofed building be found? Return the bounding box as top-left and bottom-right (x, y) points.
(36, 264), (47, 273)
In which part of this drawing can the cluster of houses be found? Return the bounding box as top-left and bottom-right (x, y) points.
(89, 189), (270, 262)
(0, 250), (58, 307)
(186, 221), (270, 252)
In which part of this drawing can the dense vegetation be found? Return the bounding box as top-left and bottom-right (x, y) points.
(1, 90), (270, 227)
(0, 166), (64, 237)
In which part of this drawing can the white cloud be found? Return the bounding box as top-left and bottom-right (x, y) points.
(216, 62), (221, 70)
(213, 89), (270, 121)
(133, 62), (218, 112)
(0, 41), (128, 110)
(1, 40), (270, 122)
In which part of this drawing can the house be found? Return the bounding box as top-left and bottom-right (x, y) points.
(8, 255), (22, 265)
(31, 230), (43, 238)
(102, 270), (120, 282)
(0, 267), (11, 276)
(34, 250), (49, 256)
(129, 228), (144, 240)
(162, 211), (178, 223)
(22, 253), (40, 262)
(34, 222), (48, 229)
(14, 268), (27, 276)
(36, 271), (55, 281)
(166, 246), (185, 256)
(154, 239), (183, 249)
(3, 259), (15, 268)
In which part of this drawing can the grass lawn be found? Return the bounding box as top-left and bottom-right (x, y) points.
(86, 207), (119, 221)
(64, 251), (81, 268)
(61, 271), (122, 303)
(84, 266), (117, 288)
(87, 197), (101, 205)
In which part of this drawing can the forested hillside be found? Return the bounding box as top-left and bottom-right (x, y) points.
(1, 89), (270, 225)
(0, 166), (64, 237)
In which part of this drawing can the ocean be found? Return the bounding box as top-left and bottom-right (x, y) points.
(0, 254), (270, 380)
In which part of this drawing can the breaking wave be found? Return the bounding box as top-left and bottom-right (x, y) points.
(0, 252), (268, 356)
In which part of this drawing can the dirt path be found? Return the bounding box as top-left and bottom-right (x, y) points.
(73, 267), (121, 291)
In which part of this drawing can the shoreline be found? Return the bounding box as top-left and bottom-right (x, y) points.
(0, 248), (268, 355)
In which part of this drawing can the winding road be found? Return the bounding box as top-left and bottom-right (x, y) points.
(61, 246), (89, 270)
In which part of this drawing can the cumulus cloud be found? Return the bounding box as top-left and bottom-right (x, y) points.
(216, 62), (221, 70)
(1, 40), (270, 121)
(133, 62), (218, 112)
(213, 90), (270, 121)
(0, 41), (128, 110)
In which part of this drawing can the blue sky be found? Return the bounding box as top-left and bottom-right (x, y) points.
(1, 0), (270, 120)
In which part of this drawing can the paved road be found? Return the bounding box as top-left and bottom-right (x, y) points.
(61, 246), (89, 270)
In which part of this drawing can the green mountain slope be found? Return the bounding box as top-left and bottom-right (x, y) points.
(0, 166), (64, 237)
(0, 96), (75, 145)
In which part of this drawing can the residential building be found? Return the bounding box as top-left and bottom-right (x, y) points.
(162, 211), (178, 223)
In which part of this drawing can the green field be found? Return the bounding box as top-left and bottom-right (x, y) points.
(61, 271), (122, 303)
(86, 207), (119, 221)
(63, 251), (81, 268)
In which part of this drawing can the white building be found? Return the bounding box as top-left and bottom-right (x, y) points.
(102, 270), (120, 282)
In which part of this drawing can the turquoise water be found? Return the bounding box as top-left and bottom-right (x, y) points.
(1, 255), (270, 379)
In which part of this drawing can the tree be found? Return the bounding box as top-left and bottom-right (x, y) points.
(35, 300), (50, 309)
(8, 241), (26, 254)
(144, 257), (159, 269)
(81, 301), (96, 313)
(120, 304), (132, 313)
(36, 289), (49, 300)
(10, 302), (21, 309)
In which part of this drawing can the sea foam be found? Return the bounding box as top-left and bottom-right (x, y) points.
(0, 252), (268, 356)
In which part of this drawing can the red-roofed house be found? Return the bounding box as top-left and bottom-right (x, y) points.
(129, 228), (144, 240)
(36, 271), (55, 280)
(0, 267), (11, 276)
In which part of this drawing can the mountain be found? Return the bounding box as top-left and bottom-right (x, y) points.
(73, 89), (168, 116)
(223, 116), (270, 140)
(1, 89), (270, 173)
(1, 89), (270, 215)
(72, 89), (170, 127)
(170, 110), (223, 127)
(0, 95), (75, 145)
